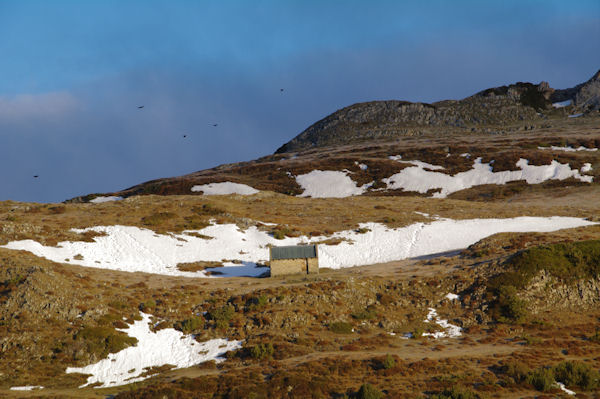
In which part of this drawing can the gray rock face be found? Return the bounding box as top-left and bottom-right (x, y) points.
(575, 69), (600, 111)
(551, 69), (600, 111)
(275, 70), (599, 154)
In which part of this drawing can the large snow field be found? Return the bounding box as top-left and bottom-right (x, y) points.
(296, 170), (371, 198)
(66, 313), (242, 388)
(191, 182), (259, 195)
(1, 217), (595, 277)
(383, 157), (593, 198)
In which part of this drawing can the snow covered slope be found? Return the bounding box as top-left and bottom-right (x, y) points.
(2, 217), (595, 277)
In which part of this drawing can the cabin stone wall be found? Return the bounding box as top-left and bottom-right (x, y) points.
(270, 257), (319, 277)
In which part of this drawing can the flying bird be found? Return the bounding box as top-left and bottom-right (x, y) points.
(212, 123), (218, 127)
(33, 175), (39, 178)
(183, 134), (187, 138)
(137, 105), (144, 109)
(280, 88), (284, 92)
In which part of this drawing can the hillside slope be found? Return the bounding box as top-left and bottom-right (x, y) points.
(68, 70), (600, 204)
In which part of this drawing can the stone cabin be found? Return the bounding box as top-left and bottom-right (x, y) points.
(269, 245), (318, 277)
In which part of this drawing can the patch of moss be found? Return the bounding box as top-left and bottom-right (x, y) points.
(75, 326), (137, 359)
(329, 321), (353, 334)
(141, 212), (177, 227)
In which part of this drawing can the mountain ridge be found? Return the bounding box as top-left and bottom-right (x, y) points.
(275, 69), (600, 153)
(67, 69), (600, 203)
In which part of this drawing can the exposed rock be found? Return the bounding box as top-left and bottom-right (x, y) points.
(552, 69), (600, 111)
(275, 72), (598, 154)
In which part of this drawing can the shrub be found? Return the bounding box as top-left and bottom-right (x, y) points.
(271, 226), (299, 240)
(377, 293), (394, 305)
(352, 307), (376, 320)
(429, 385), (481, 399)
(526, 367), (555, 392)
(489, 285), (528, 323)
(357, 383), (383, 399)
(412, 327), (424, 339)
(246, 295), (268, 310)
(249, 343), (274, 360)
(553, 361), (600, 391)
(501, 361), (530, 384)
(520, 334), (541, 345)
(273, 230), (286, 240)
(589, 329), (600, 343)
(329, 322), (353, 334)
(139, 299), (156, 311)
(208, 305), (235, 329)
(176, 317), (204, 334)
(191, 203), (224, 216)
(382, 354), (396, 370)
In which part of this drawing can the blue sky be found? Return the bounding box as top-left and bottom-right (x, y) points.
(1, 0), (599, 202)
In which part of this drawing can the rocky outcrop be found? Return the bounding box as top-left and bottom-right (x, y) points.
(575, 69), (600, 111)
(521, 270), (600, 312)
(552, 69), (600, 111)
(276, 71), (599, 154)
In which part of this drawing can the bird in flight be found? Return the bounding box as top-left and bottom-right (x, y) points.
(33, 175), (39, 178)
(137, 105), (144, 109)
(183, 134), (187, 138)
(212, 123), (218, 127)
(280, 88), (284, 92)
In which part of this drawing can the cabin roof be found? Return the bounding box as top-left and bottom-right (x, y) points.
(271, 245), (317, 260)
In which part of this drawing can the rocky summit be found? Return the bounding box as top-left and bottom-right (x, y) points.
(276, 70), (600, 154)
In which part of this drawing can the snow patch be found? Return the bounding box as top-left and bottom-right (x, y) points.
(568, 113), (584, 118)
(445, 293), (459, 301)
(581, 163), (593, 173)
(383, 157), (593, 198)
(355, 162), (368, 170)
(389, 155), (445, 170)
(422, 308), (462, 339)
(66, 313), (242, 388)
(296, 170), (370, 198)
(9, 386), (43, 391)
(552, 99), (573, 108)
(90, 196), (123, 203)
(556, 382), (576, 396)
(1, 217), (595, 276)
(191, 182), (258, 195)
(538, 145), (598, 152)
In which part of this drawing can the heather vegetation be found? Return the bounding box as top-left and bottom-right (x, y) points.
(499, 360), (600, 392)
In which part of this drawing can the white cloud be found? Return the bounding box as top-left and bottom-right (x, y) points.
(0, 92), (79, 122)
